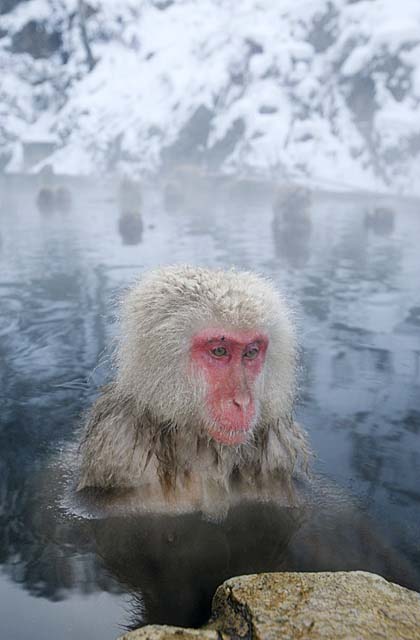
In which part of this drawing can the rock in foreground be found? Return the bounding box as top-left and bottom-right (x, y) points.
(119, 571), (420, 640)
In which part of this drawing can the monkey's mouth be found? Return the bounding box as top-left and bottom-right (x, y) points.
(206, 400), (257, 445)
(207, 422), (252, 446)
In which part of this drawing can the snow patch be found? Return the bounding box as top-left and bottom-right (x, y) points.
(1, 0), (420, 195)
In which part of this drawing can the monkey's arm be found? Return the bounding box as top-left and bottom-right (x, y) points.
(77, 385), (148, 492)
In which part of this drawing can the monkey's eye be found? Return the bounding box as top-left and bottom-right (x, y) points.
(211, 346), (228, 358)
(244, 347), (259, 360)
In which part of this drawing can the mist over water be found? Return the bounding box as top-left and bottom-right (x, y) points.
(0, 174), (419, 638)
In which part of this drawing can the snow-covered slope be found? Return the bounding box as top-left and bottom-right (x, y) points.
(1, 0), (420, 195)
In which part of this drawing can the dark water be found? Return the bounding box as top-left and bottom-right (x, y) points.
(0, 176), (419, 639)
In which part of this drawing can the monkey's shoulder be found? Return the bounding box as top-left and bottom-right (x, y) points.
(77, 385), (150, 491)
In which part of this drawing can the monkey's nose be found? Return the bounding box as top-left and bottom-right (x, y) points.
(233, 394), (250, 409)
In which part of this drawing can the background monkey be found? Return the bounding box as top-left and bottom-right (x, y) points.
(76, 265), (309, 511)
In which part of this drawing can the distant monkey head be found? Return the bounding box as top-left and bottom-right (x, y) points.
(116, 266), (296, 446)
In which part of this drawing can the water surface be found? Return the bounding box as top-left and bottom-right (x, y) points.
(0, 176), (419, 638)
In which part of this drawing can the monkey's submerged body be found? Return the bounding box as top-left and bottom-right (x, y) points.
(76, 266), (309, 513)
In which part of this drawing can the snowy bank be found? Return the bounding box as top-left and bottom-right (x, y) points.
(1, 0), (420, 195)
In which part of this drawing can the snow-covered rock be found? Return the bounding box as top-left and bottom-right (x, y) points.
(1, 0), (420, 195)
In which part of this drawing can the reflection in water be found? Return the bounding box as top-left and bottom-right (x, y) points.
(89, 484), (420, 629)
(5, 462), (418, 633)
(92, 503), (301, 627)
(364, 205), (395, 237)
(272, 209), (312, 268)
(271, 185), (312, 268)
(118, 212), (143, 245)
(0, 175), (419, 639)
(55, 186), (73, 213)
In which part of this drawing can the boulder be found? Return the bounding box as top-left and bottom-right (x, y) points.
(119, 571), (420, 640)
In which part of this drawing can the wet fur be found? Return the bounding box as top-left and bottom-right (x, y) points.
(76, 266), (310, 505)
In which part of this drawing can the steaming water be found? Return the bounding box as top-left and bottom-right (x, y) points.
(0, 176), (419, 638)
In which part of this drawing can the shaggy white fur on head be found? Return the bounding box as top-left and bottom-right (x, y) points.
(116, 265), (296, 431)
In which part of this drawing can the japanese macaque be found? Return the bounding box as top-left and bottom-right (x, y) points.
(272, 185), (312, 269)
(36, 187), (55, 214)
(117, 177), (143, 245)
(76, 266), (309, 512)
(162, 165), (212, 213)
(36, 185), (72, 214)
(273, 184), (311, 222)
(36, 164), (55, 214)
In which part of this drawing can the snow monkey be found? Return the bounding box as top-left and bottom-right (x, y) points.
(76, 266), (309, 511)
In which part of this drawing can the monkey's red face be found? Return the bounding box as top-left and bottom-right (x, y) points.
(190, 329), (268, 445)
